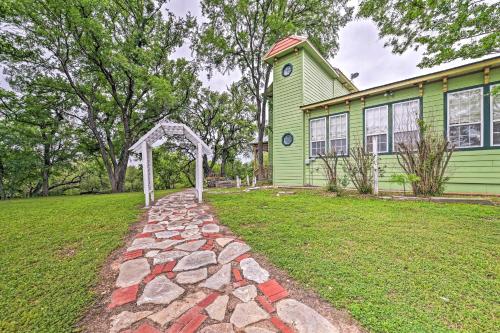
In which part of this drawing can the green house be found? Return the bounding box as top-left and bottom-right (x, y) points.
(264, 36), (500, 195)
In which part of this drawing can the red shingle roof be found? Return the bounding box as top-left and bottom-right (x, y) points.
(264, 36), (306, 60)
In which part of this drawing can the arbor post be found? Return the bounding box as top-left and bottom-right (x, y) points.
(373, 136), (379, 195)
(141, 141), (153, 207)
(195, 142), (203, 203)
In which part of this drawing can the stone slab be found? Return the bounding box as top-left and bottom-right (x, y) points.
(173, 250), (217, 272)
(148, 291), (207, 326)
(116, 258), (150, 288)
(276, 298), (339, 333)
(240, 258), (270, 283)
(110, 310), (152, 333)
(200, 323), (235, 333)
(215, 237), (234, 247)
(176, 268), (208, 284)
(155, 230), (180, 239)
(205, 294), (229, 321)
(202, 223), (220, 233)
(137, 275), (184, 305)
(218, 242), (251, 264)
(199, 263), (231, 290)
(230, 301), (270, 328)
(175, 240), (206, 252)
(232, 285), (257, 303)
(153, 250), (189, 265)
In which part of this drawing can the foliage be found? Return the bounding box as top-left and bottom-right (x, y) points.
(342, 145), (377, 194)
(195, 0), (353, 178)
(1, 0), (197, 192)
(174, 81), (255, 177)
(390, 173), (420, 195)
(207, 189), (500, 333)
(396, 121), (453, 196)
(358, 0), (500, 67)
(0, 190), (176, 332)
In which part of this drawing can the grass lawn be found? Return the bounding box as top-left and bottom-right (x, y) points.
(0, 190), (176, 332)
(207, 189), (500, 333)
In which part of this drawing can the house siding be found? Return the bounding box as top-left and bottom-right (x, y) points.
(272, 51), (304, 185)
(302, 50), (334, 105)
(272, 50), (500, 194)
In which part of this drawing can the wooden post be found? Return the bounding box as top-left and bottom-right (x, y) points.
(147, 144), (154, 203)
(236, 176), (241, 188)
(141, 141), (150, 208)
(195, 142), (203, 203)
(373, 136), (379, 195)
(246, 175), (250, 186)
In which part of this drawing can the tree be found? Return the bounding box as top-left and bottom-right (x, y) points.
(195, 0), (353, 179)
(0, 82), (81, 196)
(358, 0), (500, 67)
(1, 0), (197, 192)
(178, 82), (255, 177)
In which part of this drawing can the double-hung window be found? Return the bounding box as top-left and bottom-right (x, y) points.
(329, 113), (348, 155)
(491, 85), (500, 146)
(393, 99), (420, 151)
(447, 87), (483, 148)
(365, 105), (388, 153)
(310, 118), (326, 156)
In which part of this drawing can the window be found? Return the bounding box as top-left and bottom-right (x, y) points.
(447, 87), (483, 148)
(393, 100), (420, 151)
(329, 113), (348, 155)
(491, 85), (500, 146)
(365, 105), (388, 153)
(310, 118), (326, 156)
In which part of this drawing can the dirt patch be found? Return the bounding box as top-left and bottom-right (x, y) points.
(77, 206), (149, 333)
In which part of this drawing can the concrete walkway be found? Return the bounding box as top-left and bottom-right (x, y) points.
(108, 190), (340, 333)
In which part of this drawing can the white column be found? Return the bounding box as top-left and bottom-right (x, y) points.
(373, 136), (379, 195)
(195, 142), (203, 203)
(147, 144), (154, 203)
(141, 141), (150, 207)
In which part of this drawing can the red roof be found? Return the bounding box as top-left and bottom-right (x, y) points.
(264, 36), (306, 60)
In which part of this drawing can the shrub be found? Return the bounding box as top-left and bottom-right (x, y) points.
(390, 173), (420, 195)
(318, 150), (347, 194)
(395, 120), (453, 196)
(342, 145), (381, 194)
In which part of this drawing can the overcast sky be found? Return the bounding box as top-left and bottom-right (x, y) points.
(0, 0), (488, 91)
(168, 0), (484, 92)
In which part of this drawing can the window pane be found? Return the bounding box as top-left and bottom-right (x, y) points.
(311, 118), (326, 141)
(365, 106), (388, 135)
(366, 134), (387, 153)
(493, 121), (500, 145)
(330, 114), (347, 139)
(493, 90), (500, 122)
(394, 130), (419, 151)
(448, 88), (482, 147)
(330, 139), (347, 155)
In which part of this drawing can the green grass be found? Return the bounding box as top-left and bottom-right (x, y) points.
(0, 190), (176, 333)
(207, 190), (500, 333)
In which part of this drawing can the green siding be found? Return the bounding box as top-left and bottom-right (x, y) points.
(302, 50), (334, 105)
(334, 79), (350, 97)
(272, 51), (305, 185)
(272, 50), (500, 194)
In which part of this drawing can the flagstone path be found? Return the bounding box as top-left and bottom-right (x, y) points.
(107, 190), (341, 333)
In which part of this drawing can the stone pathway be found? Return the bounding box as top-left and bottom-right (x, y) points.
(107, 190), (340, 333)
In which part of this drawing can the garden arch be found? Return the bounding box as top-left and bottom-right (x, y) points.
(130, 121), (211, 207)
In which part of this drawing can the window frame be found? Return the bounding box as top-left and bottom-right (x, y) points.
(364, 105), (389, 153)
(310, 117), (327, 157)
(491, 84), (500, 147)
(392, 99), (421, 152)
(446, 86), (484, 149)
(328, 113), (349, 156)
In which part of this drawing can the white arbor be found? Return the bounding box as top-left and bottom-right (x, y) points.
(130, 121), (211, 206)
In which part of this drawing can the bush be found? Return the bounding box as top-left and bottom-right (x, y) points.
(342, 145), (380, 194)
(395, 120), (453, 196)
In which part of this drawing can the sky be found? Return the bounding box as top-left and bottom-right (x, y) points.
(0, 0), (489, 91)
(168, 0), (484, 92)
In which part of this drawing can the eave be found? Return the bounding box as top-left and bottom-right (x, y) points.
(301, 56), (500, 111)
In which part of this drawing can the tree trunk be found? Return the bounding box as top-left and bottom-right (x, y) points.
(0, 159), (5, 200)
(41, 142), (51, 196)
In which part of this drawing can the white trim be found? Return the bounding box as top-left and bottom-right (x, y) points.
(310, 117), (326, 157)
(329, 113), (348, 155)
(447, 87), (484, 149)
(364, 105), (389, 153)
(491, 84), (500, 146)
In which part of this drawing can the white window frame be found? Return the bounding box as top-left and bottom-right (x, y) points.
(364, 105), (389, 153)
(392, 99), (421, 151)
(329, 113), (348, 156)
(491, 84), (500, 147)
(310, 117), (326, 157)
(447, 87), (483, 149)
